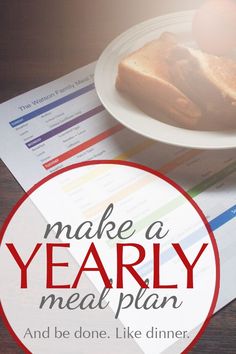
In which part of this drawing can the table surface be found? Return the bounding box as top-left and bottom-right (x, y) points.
(0, 1), (235, 353)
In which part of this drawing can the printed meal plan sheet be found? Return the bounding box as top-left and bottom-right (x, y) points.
(0, 62), (236, 314)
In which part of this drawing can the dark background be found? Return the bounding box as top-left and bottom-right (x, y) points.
(0, 1), (235, 353)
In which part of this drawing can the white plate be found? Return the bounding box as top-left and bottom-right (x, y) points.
(95, 10), (236, 150)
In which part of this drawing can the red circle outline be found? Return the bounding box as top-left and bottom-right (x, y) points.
(0, 160), (220, 354)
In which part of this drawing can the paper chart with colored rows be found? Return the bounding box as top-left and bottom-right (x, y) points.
(0, 62), (235, 312)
